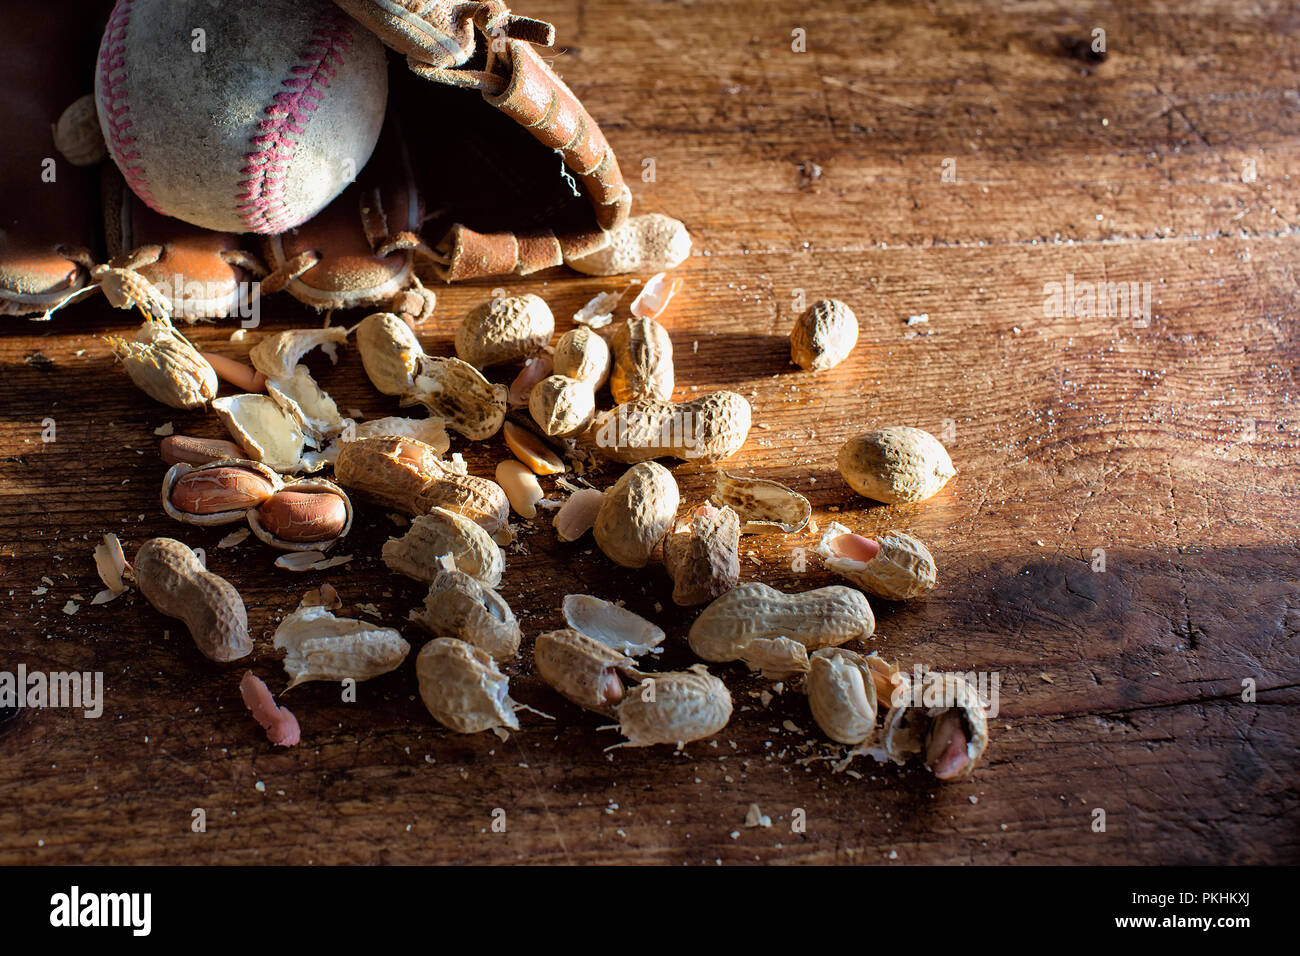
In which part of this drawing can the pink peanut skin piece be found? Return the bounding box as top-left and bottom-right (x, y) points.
(239, 671), (300, 747)
(829, 532), (880, 563)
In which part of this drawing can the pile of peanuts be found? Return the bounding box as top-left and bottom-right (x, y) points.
(105, 255), (988, 779)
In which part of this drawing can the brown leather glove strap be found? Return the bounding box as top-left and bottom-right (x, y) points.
(431, 224), (564, 282)
(482, 41), (631, 233)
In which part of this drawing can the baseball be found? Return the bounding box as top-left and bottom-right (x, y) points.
(95, 0), (388, 235)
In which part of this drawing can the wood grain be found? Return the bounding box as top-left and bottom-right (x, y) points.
(0, 0), (1296, 865)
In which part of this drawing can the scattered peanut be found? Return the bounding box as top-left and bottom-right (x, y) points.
(552, 326), (611, 389)
(503, 420), (565, 475)
(495, 460), (543, 519)
(817, 523), (937, 599)
(334, 436), (509, 534)
(356, 311), (423, 395)
(416, 638), (520, 734)
(455, 293), (554, 369)
(160, 434), (246, 466)
(838, 426), (955, 504)
(664, 504), (740, 606)
(255, 489), (350, 544)
(535, 628), (641, 715)
(272, 605), (410, 687)
(609, 316), (673, 403)
(106, 320), (217, 409)
(593, 462), (679, 568)
(565, 212), (692, 276)
(169, 465), (274, 516)
(881, 670), (988, 781)
(529, 374), (596, 437)
(807, 648), (878, 745)
(411, 570), (522, 661)
(554, 487), (605, 542)
(507, 354), (553, 407)
(587, 391), (751, 464)
(382, 507), (505, 587)
(162, 462), (353, 550)
(201, 351), (267, 393)
(405, 357), (507, 440)
(611, 666), (732, 748)
(131, 537), (251, 662)
(790, 298), (858, 371)
(689, 582), (875, 664)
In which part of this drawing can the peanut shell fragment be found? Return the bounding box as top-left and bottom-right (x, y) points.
(272, 606), (410, 688)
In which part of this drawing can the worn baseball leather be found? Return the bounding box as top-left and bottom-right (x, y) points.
(261, 117), (422, 311)
(339, 0), (633, 281)
(102, 169), (266, 320)
(0, 4), (104, 318)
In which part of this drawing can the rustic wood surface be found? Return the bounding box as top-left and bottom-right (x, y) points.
(1, 0), (1297, 865)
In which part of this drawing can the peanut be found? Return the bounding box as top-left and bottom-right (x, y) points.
(404, 357), (507, 440)
(455, 294), (554, 369)
(495, 460), (543, 519)
(838, 426), (955, 504)
(507, 354), (553, 407)
(711, 471), (811, 534)
(552, 326), (610, 389)
(529, 374), (596, 438)
(201, 351), (267, 393)
(356, 311), (423, 395)
(790, 298), (858, 371)
(807, 648), (878, 745)
(554, 487), (605, 542)
(817, 523), (936, 599)
(612, 666), (732, 748)
(416, 638), (519, 734)
(256, 489), (349, 544)
(106, 320), (217, 410)
(609, 316), (673, 403)
(334, 436), (509, 534)
(593, 462), (679, 568)
(503, 421), (565, 475)
(587, 391), (751, 464)
(881, 670), (988, 781)
(131, 537), (251, 662)
(411, 570), (521, 661)
(535, 628), (641, 715)
(565, 213), (692, 277)
(169, 466), (274, 515)
(688, 582), (875, 664)
(160, 434), (247, 466)
(382, 507), (505, 587)
(664, 504), (740, 606)
(272, 605), (410, 688)
(53, 93), (107, 166)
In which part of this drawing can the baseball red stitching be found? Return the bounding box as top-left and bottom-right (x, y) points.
(236, 11), (353, 235)
(99, 0), (161, 213)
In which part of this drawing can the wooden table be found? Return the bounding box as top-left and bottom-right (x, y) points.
(1, 0), (1296, 865)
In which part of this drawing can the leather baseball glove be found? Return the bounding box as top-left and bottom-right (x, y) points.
(1, 0), (684, 321)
